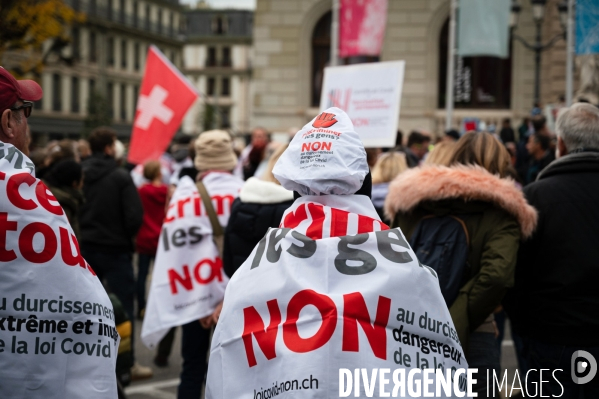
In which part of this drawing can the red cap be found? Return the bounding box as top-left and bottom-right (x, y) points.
(0, 67), (43, 113)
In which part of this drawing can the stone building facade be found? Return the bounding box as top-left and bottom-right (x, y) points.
(182, 8), (253, 135)
(27, 0), (185, 140)
(251, 0), (574, 136)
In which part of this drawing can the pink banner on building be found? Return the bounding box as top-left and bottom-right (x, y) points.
(339, 0), (388, 58)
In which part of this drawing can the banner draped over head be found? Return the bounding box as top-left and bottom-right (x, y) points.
(0, 142), (118, 398)
(141, 174), (243, 348)
(273, 107), (369, 196)
(207, 110), (467, 398)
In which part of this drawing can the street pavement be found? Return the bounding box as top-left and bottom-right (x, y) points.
(124, 319), (521, 399)
(126, 321), (182, 399)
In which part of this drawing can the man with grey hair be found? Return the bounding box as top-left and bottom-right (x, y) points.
(0, 67), (42, 154)
(507, 102), (599, 398)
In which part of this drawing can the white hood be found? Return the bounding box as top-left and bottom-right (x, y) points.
(239, 177), (294, 204)
(273, 107), (368, 196)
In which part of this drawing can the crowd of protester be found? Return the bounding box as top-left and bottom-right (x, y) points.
(4, 66), (599, 398)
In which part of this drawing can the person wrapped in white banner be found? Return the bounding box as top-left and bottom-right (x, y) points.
(206, 108), (469, 398)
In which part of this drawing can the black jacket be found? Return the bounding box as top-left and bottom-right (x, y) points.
(80, 154), (143, 253)
(223, 178), (294, 278)
(508, 151), (599, 346)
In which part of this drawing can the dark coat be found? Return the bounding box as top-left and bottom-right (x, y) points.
(46, 183), (85, 240)
(223, 178), (294, 278)
(80, 154), (143, 253)
(385, 165), (537, 351)
(506, 151), (599, 346)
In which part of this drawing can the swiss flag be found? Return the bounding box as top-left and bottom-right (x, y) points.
(128, 46), (199, 164)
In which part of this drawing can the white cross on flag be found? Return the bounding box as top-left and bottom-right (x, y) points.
(128, 46), (199, 164)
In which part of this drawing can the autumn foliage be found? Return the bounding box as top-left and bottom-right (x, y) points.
(0, 0), (85, 77)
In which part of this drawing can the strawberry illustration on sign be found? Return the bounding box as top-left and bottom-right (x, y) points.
(128, 46), (199, 165)
(312, 112), (338, 128)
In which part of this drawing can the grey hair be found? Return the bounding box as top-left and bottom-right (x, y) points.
(556, 103), (599, 152)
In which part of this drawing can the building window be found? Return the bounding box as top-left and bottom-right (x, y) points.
(133, 1), (138, 27)
(108, 0), (113, 20)
(72, 28), (80, 60)
(119, 0), (125, 23)
(108, 37), (115, 66)
(145, 4), (150, 30)
(52, 74), (61, 111)
(157, 9), (162, 33)
(222, 47), (231, 67)
(438, 19), (512, 109)
(169, 12), (174, 36)
(133, 84), (139, 111)
(212, 15), (227, 34)
(107, 83), (114, 118)
(89, 79), (96, 95)
(71, 77), (79, 113)
(134, 42), (140, 71)
(220, 107), (230, 128)
(221, 77), (230, 96)
(89, 0), (97, 14)
(121, 39), (127, 69)
(121, 84), (127, 120)
(311, 11), (331, 107)
(89, 31), (97, 63)
(207, 47), (216, 67)
(207, 77), (215, 96)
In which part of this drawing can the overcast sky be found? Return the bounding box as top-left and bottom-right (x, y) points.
(182, 0), (256, 9)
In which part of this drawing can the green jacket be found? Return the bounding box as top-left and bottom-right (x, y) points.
(385, 165), (537, 352)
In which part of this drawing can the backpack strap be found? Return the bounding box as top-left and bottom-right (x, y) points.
(196, 181), (224, 237)
(448, 215), (470, 246)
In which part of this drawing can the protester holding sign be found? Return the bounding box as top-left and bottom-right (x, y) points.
(386, 132), (538, 397)
(0, 67), (119, 397)
(141, 130), (243, 399)
(207, 108), (468, 398)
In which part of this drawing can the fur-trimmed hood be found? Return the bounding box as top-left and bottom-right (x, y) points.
(385, 165), (538, 238)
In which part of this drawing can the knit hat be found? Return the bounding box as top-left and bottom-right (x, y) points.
(273, 107), (369, 195)
(194, 130), (237, 172)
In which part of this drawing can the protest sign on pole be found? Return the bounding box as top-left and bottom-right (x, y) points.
(339, 0), (388, 58)
(0, 142), (118, 398)
(457, 0), (511, 58)
(575, 0), (599, 54)
(206, 195), (467, 398)
(141, 175), (242, 348)
(128, 46), (199, 165)
(319, 61), (405, 148)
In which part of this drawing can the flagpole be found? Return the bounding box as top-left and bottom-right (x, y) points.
(565, 0), (575, 106)
(445, 0), (457, 131)
(331, 0), (340, 67)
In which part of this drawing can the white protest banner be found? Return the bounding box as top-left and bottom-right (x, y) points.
(319, 61), (405, 148)
(206, 195), (468, 399)
(141, 174), (242, 348)
(0, 142), (118, 398)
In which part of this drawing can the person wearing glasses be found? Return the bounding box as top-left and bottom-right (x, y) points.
(0, 67), (41, 154)
(0, 68), (122, 397)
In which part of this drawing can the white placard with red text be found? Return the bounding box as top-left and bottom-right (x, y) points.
(141, 174), (242, 348)
(206, 195), (467, 399)
(0, 142), (118, 398)
(320, 61), (405, 148)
